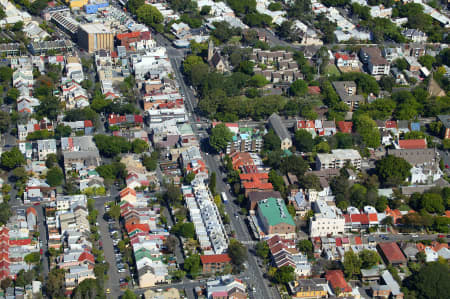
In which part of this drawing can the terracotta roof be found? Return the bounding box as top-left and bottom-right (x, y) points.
(120, 187), (136, 198)
(9, 239), (31, 246)
(360, 214), (369, 225)
(125, 223), (149, 233)
(326, 270), (352, 293)
(26, 207), (37, 216)
(368, 213), (378, 222)
(354, 236), (362, 245)
(200, 254), (231, 264)
(78, 251), (95, 264)
(385, 121), (397, 128)
(398, 139), (427, 149)
(308, 86), (321, 95)
(337, 121), (353, 133)
(378, 242), (406, 263)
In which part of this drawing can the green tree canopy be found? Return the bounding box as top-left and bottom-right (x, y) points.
(46, 167), (64, 187)
(183, 254), (201, 278)
(290, 79), (308, 96)
(1, 147), (25, 170)
(228, 239), (247, 267)
(376, 155), (412, 186)
(343, 251), (361, 279)
(406, 262), (450, 299)
(273, 265), (295, 284)
(294, 129), (314, 152)
(209, 123), (234, 153)
(359, 250), (380, 269)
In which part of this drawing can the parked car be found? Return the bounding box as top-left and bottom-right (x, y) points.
(118, 269), (126, 273)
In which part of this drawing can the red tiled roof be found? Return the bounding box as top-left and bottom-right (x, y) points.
(84, 120), (93, 128)
(350, 214), (361, 223)
(354, 236), (362, 245)
(336, 238), (342, 247)
(360, 214), (369, 225)
(26, 207), (37, 216)
(326, 270), (352, 293)
(111, 51), (118, 58)
(368, 213), (378, 222)
(308, 86), (321, 95)
(9, 239), (31, 246)
(445, 211), (450, 217)
(120, 187), (136, 198)
(378, 242), (406, 263)
(240, 173), (269, 181)
(200, 254), (231, 264)
(398, 139), (427, 149)
(337, 121), (352, 133)
(78, 252), (95, 264)
(125, 223), (149, 233)
(344, 214), (351, 223)
(385, 121), (397, 128)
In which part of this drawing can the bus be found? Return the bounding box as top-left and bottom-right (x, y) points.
(221, 192), (228, 204)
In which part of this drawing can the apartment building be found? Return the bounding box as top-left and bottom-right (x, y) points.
(309, 200), (345, 237)
(77, 23), (114, 53)
(316, 149), (362, 170)
(360, 47), (390, 76)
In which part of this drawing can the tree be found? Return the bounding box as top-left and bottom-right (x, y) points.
(256, 241), (270, 259)
(299, 174), (322, 191)
(297, 239), (313, 255)
(54, 124), (72, 139)
(248, 74), (268, 87)
(46, 167), (64, 187)
(164, 235), (178, 253)
(0, 67), (12, 83)
(354, 114), (380, 148)
(376, 155), (412, 186)
(209, 123), (234, 153)
(393, 58), (408, 71)
(122, 290), (137, 299)
(268, 2), (282, 10)
(0, 277), (12, 291)
(24, 252), (40, 264)
(406, 262), (450, 299)
(93, 135), (131, 157)
(131, 139), (149, 154)
(294, 130), (314, 152)
(420, 193), (444, 214)
(269, 169), (285, 193)
(263, 129), (281, 151)
(343, 251), (361, 279)
(183, 254), (201, 278)
(36, 96), (61, 121)
(290, 79), (308, 96)
(1, 147), (25, 170)
(228, 239), (247, 268)
(45, 154), (58, 169)
(209, 172), (217, 194)
(183, 55), (205, 76)
(375, 196), (388, 212)
(164, 184), (182, 205)
(273, 265), (295, 284)
(45, 268), (66, 298)
(418, 55), (436, 70)
(12, 167), (27, 182)
(359, 250), (380, 269)
(72, 278), (104, 299)
(0, 203), (11, 225)
(136, 4), (164, 28)
(179, 222), (195, 238)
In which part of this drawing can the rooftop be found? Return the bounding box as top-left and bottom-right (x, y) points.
(257, 197), (295, 227)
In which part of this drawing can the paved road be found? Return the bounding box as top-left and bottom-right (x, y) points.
(159, 33), (280, 299)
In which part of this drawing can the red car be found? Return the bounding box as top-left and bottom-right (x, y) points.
(34, 202), (40, 206)
(438, 234), (445, 238)
(40, 249), (43, 255)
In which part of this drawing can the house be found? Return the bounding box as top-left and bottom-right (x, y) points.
(316, 149), (362, 170)
(26, 208), (37, 231)
(332, 81), (364, 111)
(377, 242), (406, 265)
(248, 190), (282, 211)
(256, 198), (296, 239)
(337, 121), (352, 134)
(288, 279), (328, 299)
(371, 270), (403, 299)
(397, 139), (427, 149)
(360, 47), (390, 77)
(239, 173), (273, 197)
(402, 29), (427, 43)
(309, 200), (345, 237)
(400, 242), (419, 261)
(206, 275), (247, 299)
(404, 56), (421, 72)
(325, 270), (352, 297)
(334, 52), (360, 72)
(200, 254), (231, 274)
(388, 148), (438, 166)
(268, 113), (292, 150)
(267, 236), (311, 276)
(438, 115), (450, 139)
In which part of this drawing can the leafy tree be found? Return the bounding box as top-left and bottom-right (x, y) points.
(294, 129), (314, 152)
(376, 155), (412, 186)
(46, 166), (64, 187)
(256, 241), (270, 259)
(164, 184), (182, 205)
(96, 162), (127, 182)
(54, 124), (72, 139)
(297, 239), (313, 255)
(107, 204), (121, 221)
(45, 268), (66, 298)
(420, 193), (444, 214)
(263, 129), (281, 151)
(200, 5), (211, 15)
(375, 196), (388, 212)
(290, 79), (308, 96)
(136, 4), (164, 29)
(122, 290), (137, 299)
(0, 67), (12, 83)
(393, 58), (408, 71)
(183, 254), (201, 278)
(209, 123), (233, 153)
(226, 0), (256, 14)
(72, 278), (105, 299)
(343, 251), (361, 279)
(1, 147), (25, 170)
(45, 154), (58, 169)
(269, 170), (285, 193)
(36, 96), (61, 121)
(354, 113), (380, 148)
(334, 132), (353, 149)
(359, 250), (380, 269)
(93, 135), (131, 157)
(379, 75), (395, 92)
(209, 172), (216, 194)
(406, 262), (450, 299)
(299, 174), (322, 191)
(131, 139), (149, 154)
(0, 277), (12, 291)
(273, 265), (295, 284)
(248, 74), (268, 87)
(6, 88), (19, 104)
(268, 2), (282, 10)
(243, 13), (272, 27)
(228, 239), (247, 268)
(403, 131), (426, 140)
(176, 222), (195, 239)
(418, 55), (436, 70)
(11, 167), (28, 182)
(24, 252), (40, 264)
(142, 151), (159, 171)
(164, 235), (178, 253)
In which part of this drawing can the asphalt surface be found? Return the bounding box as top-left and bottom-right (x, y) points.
(158, 33), (281, 299)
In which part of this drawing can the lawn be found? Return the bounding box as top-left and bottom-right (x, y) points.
(325, 64), (341, 76)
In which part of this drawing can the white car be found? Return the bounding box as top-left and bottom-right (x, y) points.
(118, 269), (126, 273)
(412, 234), (419, 238)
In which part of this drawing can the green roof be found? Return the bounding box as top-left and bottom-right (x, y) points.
(258, 197), (295, 226)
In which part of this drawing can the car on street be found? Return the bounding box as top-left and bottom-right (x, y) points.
(118, 269), (126, 273)
(105, 289), (111, 294)
(412, 234), (419, 238)
(438, 234), (445, 238)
